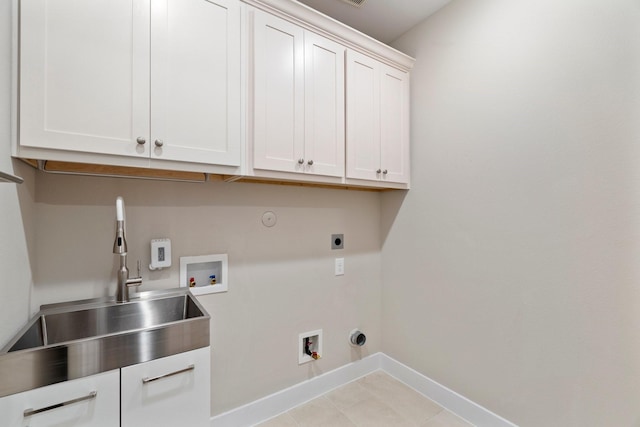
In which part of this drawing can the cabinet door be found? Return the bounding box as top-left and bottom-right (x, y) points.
(121, 347), (210, 427)
(0, 370), (119, 427)
(151, 0), (241, 166)
(304, 32), (345, 178)
(252, 10), (305, 173)
(346, 50), (381, 181)
(20, 0), (150, 158)
(380, 64), (410, 184)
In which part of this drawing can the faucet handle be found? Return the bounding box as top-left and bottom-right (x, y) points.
(127, 261), (143, 289)
(126, 277), (143, 288)
(127, 260), (143, 289)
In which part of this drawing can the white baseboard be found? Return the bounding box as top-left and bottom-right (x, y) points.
(210, 352), (517, 427)
(210, 353), (380, 427)
(379, 354), (518, 427)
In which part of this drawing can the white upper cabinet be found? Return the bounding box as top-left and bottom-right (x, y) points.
(19, 0), (240, 167)
(252, 11), (305, 174)
(380, 65), (410, 184)
(346, 51), (380, 181)
(346, 50), (410, 185)
(150, 0), (240, 166)
(19, 0), (150, 159)
(251, 9), (345, 178)
(17, 0), (412, 186)
(304, 32), (345, 178)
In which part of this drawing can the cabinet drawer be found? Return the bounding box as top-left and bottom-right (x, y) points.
(121, 347), (210, 427)
(0, 370), (119, 427)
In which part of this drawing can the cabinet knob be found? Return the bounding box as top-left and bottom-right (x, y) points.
(307, 160), (314, 166)
(154, 139), (164, 147)
(298, 158), (304, 164)
(383, 169), (388, 174)
(376, 169), (382, 174)
(136, 137), (146, 145)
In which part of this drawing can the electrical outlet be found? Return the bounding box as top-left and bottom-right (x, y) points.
(335, 258), (344, 276)
(331, 234), (344, 250)
(298, 329), (323, 364)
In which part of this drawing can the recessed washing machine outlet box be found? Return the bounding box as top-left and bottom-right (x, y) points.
(298, 329), (323, 365)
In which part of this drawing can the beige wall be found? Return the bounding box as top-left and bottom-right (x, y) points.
(0, 164), (35, 347)
(31, 174), (382, 415)
(384, 0), (640, 426)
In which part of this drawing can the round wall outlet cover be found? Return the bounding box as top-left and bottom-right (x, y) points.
(262, 211), (277, 227)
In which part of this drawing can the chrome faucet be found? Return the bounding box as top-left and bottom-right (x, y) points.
(113, 197), (142, 303)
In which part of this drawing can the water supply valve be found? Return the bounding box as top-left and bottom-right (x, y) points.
(304, 337), (321, 360)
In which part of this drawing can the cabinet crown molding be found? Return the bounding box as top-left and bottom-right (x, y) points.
(242, 0), (415, 71)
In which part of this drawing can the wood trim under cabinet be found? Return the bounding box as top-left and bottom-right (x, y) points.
(42, 160), (208, 182)
(228, 176), (383, 191)
(19, 158), (39, 168)
(19, 160), (403, 191)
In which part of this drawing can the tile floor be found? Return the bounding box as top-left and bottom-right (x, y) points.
(256, 371), (474, 427)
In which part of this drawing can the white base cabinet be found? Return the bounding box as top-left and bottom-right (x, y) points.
(121, 347), (210, 427)
(0, 347), (210, 427)
(0, 370), (120, 427)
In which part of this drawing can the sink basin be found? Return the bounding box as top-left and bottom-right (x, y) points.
(0, 288), (210, 397)
(7, 293), (204, 352)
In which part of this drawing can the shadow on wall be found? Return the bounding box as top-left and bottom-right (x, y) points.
(0, 159), (37, 346)
(380, 189), (408, 245)
(14, 159), (37, 292)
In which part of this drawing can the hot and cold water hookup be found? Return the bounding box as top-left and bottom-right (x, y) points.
(349, 329), (366, 347)
(304, 337), (321, 360)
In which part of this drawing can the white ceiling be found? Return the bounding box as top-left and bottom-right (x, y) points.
(296, 0), (452, 44)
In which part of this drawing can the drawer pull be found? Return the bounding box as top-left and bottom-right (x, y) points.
(142, 364), (195, 384)
(23, 391), (97, 417)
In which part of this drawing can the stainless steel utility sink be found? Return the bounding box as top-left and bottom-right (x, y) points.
(6, 292), (205, 352)
(0, 288), (210, 397)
